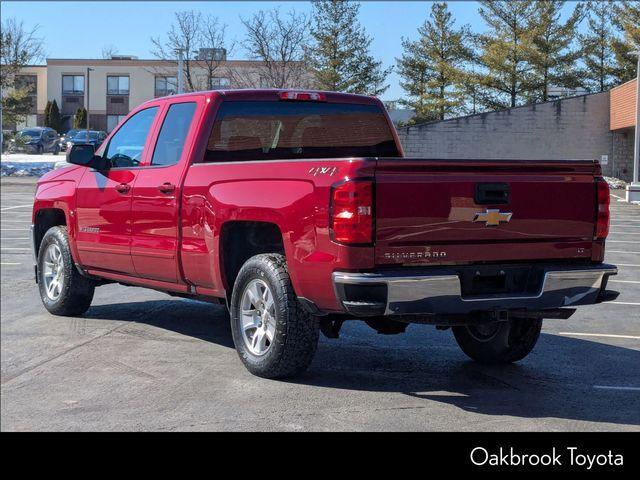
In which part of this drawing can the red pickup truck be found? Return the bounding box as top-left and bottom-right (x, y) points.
(31, 89), (618, 378)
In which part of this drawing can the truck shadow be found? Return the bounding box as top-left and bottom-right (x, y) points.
(84, 299), (639, 427)
(85, 298), (235, 349)
(305, 323), (640, 427)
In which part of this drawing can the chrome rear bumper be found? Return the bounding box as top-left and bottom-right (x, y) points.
(333, 264), (618, 316)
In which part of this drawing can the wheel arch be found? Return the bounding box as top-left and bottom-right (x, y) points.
(33, 208), (67, 258)
(219, 221), (285, 299)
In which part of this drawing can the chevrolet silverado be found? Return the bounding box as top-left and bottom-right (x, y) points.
(31, 89), (618, 378)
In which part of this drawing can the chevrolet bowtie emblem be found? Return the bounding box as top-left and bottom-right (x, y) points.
(473, 209), (513, 226)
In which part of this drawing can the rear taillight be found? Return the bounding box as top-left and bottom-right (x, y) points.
(595, 177), (610, 240)
(330, 180), (374, 245)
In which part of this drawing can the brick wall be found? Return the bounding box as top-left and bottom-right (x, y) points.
(610, 79), (637, 131)
(396, 92), (632, 181)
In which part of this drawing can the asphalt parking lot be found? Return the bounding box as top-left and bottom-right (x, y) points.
(1, 177), (638, 431)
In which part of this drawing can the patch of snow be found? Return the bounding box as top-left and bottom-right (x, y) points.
(603, 176), (627, 190)
(1, 153), (65, 177)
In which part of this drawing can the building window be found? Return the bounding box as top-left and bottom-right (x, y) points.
(155, 76), (177, 97)
(15, 75), (37, 94)
(17, 114), (38, 130)
(210, 77), (230, 89)
(62, 75), (84, 94)
(107, 114), (127, 133)
(107, 76), (130, 95)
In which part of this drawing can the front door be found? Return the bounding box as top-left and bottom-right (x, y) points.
(130, 100), (200, 283)
(75, 106), (160, 275)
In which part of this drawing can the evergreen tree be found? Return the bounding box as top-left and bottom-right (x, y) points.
(396, 2), (473, 123)
(49, 100), (62, 133)
(73, 107), (87, 129)
(529, 1), (585, 102)
(579, 1), (619, 92)
(476, 0), (539, 109)
(44, 100), (52, 128)
(309, 0), (391, 95)
(612, 0), (640, 84)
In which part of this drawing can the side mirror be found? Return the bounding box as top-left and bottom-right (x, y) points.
(67, 143), (108, 170)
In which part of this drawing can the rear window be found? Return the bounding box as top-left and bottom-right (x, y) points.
(205, 101), (399, 162)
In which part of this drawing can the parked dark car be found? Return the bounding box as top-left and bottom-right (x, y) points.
(65, 130), (107, 150)
(57, 129), (81, 152)
(10, 127), (60, 154)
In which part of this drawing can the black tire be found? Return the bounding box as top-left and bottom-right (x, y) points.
(230, 254), (319, 379)
(36, 145), (43, 155)
(37, 226), (95, 316)
(53, 144), (60, 155)
(452, 317), (542, 364)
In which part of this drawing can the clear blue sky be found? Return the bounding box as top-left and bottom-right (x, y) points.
(2, 1), (583, 101)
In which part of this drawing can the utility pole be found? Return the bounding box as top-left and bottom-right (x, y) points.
(175, 49), (184, 94)
(627, 51), (640, 203)
(86, 67), (94, 136)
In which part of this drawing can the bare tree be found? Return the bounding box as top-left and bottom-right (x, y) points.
(0, 18), (44, 89)
(198, 15), (235, 90)
(240, 8), (312, 88)
(151, 10), (202, 91)
(101, 44), (119, 59)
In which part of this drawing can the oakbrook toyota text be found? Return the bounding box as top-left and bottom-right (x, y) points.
(470, 447), (624, 469)
(30, 89), (618, 378)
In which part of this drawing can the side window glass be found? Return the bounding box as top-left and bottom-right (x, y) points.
(104, 107), (158, 168)
(151, 102), (197, 166)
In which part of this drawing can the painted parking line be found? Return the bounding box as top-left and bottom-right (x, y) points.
(1, 238), (29, 240)
(606, 251), (640, 254)
(609, 279), (640, 284)
(0, 262), (22, 266)
(0, 205), (32, 211)
(616, 264), (640, 267)
(607, 240), (639, 244)
(607, 232), (640, 235)
(558, 332), (640, 340)
(0, 229), (28, 231)
(610, 224), (640, 227)
(593, 386), (640, 392)
(609, 302), (640, 306)
(0, 248), (31, 251)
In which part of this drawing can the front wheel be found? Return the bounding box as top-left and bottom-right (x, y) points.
(452, 317), (542, 364)
(37, 226), (95, 316)
(230, 254), (319, 379)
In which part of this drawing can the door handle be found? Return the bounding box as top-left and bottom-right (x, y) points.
(158, 182), (176, 194)
(115, 183), (131, 194)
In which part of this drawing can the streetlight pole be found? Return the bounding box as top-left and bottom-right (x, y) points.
(175, 49), (184, 94)
(627, 51), (640, 203)
(86, 67), (94, 136)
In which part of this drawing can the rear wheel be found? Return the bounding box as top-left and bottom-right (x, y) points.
(230, 254), (319, 379)
(36, 145), (43, 155)
(53, 144), (60, 155)
(452, 317), (542, 364)
(37, 226), (95, 316)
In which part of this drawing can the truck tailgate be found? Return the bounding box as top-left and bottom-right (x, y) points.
(374, 159), (599, 265)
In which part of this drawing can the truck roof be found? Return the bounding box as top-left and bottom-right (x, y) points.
(150, 88), (381, 106)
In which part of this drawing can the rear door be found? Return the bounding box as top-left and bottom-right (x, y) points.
(130, 98), (202, 283)
(374, 159), (598, 265)
(75, 106), (160, 274)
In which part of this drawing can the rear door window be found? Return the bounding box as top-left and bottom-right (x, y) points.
(151, 102), (197, 166)
(205, 101), (399, 162)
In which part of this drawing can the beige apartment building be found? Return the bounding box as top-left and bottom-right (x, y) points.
(12, 52), (311, 132)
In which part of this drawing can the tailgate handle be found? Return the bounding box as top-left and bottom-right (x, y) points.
(475, 183), (509, 205)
